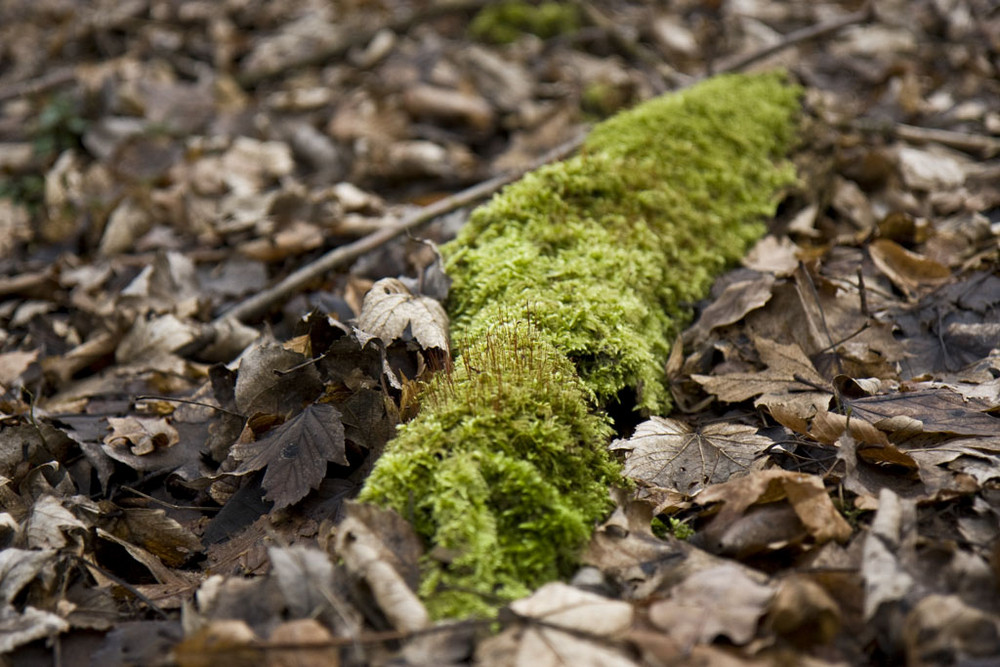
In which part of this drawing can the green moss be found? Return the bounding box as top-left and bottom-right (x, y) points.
(446, 72), (801, 412)
(360, 73), (801, 618)
(470, 1), (580, 45)
(358, 322), (617, 618)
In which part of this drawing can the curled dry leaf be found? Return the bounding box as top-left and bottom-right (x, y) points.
(869, 239), (951, 297)
(614, 417), (770, 496)
(696, 470), (852, 556)
(104, 416), (179, 456)
(335, 504), (428, 634)
(356, 278), (449, 354)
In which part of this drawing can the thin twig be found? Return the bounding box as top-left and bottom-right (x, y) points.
(714, 2), (874, 75)
(69, 554), (171, 620)
(213, 135), (584, 324)
(0, 67), (78, 103)
(238, 0), (493, 86)
(216, 6), (873, 325)
(851, 120), (1000, 158)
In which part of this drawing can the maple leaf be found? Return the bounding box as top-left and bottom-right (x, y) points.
(230, 404), (348, 510)
(614, 417), (770, 495)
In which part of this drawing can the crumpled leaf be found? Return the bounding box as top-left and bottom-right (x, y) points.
(231, 403), (347, 510)
(103, 416), (179, 456)
(22, 495), (87, 550)
(614, 417), (770, 495)
(356, 278), (449, 353)
(336, 502), (427, 633)
(696, 470), (852, 556)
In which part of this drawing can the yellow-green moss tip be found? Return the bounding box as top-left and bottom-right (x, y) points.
(358, 322), (617, 618)
(445, 71), (801, 413)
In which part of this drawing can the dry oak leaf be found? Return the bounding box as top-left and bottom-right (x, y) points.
(357, 278), (449, 353)
(231, 403), (347, 510)
(613, 417), (770, 496)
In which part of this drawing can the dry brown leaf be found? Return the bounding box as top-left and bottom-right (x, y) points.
(845, 387), (1000, 438)
(648, 565), (774, 647)
(103, 416), (179, 456)
(869, 239), (951, 297)
(172, 619), (259, 667)
(615, 417), (770, 495)
(684, 273), (775, 343)
(697, 470), (852, 554)
(356, 278), (449, 353)
(231, 403), (348, 510)
(742, 235), (800, 277)
(478, 583), (636, 667)
(693, 335), (830, 408)
(266, 619), (339, 667)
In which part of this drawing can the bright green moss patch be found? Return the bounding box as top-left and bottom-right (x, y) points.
(358, 322), (617, 618)
(470, 1), (580, 44)
(360, 73), (801, 618)
(446, 72), (801, 412)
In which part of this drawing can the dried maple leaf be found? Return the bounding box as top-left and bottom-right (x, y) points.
(614, 417), (770, 495)
(230, 403), (348, 510)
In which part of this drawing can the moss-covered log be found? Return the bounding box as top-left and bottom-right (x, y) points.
(358, 72), (801, 618)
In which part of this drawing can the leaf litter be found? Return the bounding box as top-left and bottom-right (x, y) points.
(0, 0), (999, 664)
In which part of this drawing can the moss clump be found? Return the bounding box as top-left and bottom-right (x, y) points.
(358, 322), (618, 618)
(446, 72), (801, 412)
(470, 1), (580, 45)
(360, 73), (801, 618)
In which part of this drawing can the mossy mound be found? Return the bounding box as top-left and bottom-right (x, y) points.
(446, 72), (801, 413)
(359, 322), (617, 618)
(360, 73), (801, 618)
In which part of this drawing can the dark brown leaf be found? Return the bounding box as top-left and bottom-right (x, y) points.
(231, 404), (347, 509)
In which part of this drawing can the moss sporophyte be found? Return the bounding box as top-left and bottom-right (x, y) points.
(358, 72), (802, 618)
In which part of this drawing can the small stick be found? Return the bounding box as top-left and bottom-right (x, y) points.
(714, 2), (874, 75)
(213, 135), (583, 325)
(216, 6), (874, 324)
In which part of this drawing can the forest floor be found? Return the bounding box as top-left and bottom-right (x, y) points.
(1, 0), (999, 665)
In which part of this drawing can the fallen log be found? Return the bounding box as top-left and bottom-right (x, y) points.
(358, 72), (802, 618)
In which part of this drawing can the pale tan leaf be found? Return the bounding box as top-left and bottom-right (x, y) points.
(357, 278), (449, 353)
(648, 565), (773, 646)
(103, 416), (179, 457)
